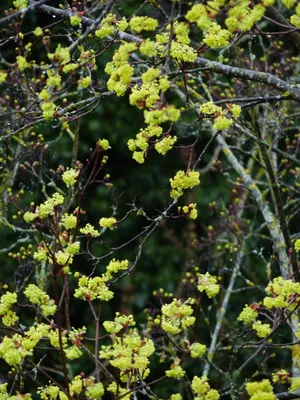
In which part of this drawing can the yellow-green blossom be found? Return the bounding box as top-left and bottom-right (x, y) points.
(171, 394), (182, 400)
(46, 73), (61, 88)
(192, 376), (219, 400)
(99, 330), (154, 374)
(263, 276), (300, 309)
(291, 14), (300, 28)
(190, 342), (206, 358)
(230, 104), (242, 118)
(170, 170), (200, 199)
(160, 298), (195, 335)
(197, 272), (220, 298)
(0, 71), (7, 84)
(186, 4), (211, 30)
(129, 16), (158, 33)
(290, 377), (300, 392)
(74, 275), (113, 301)
(61, 214), (77, 230)
(252, 321), (271, 338)
(80, 223), (100, 237)
(200, 102), (222, 115)
(62, 168), (79, 187)
(13, 0), (28, 9)
(144, 106), (180, 125)
(272, 369), (289, 384)
(67, 241), (80, 255)
(38, 89), (51, 101)
(103, 313), (135, 334)
(181, 203), (197, 219)
(246, 380), (275, 400)
(105, 258), (129, 279)
(107, 63), (134, 96)
(62, 63), (79, 73)
(282, 0), (296, 8)
(0, 292), (18, 327)
(132, 151), (145, 164)
(78, 76), (92, 89)
(213, 116), (232, 130)
(140, 39), (157, 57)
(70, 14), (82, 26)
(33, 26), (43, 36)
(99, 217), (117, 230)
(238, 304), (258, 324)
(40, 101), (56, 120)
(48, 45), (70, 64)
(166, 365), (185, 379)
(16, 55), (29, 71)
(98, 138), (111, 150)
(203, 23), (230, 48)
(155, 136), (177, 155)
(23, 211), (37, 223)
(24, 284), (57, 316)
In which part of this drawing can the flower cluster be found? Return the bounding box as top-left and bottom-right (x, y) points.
(155, 298), (195, 335)
(70, 14), (82, 26)
(272, 369), (289, 384)
(186, 4), (212, 30)
(74, 274), (114, 302)
(24, 284), (57, 316)
(178, 203), (197, 219)
(61, 213), (77, 230)
(16, 55), (29, 71)
(74, 258), (128, 302)
(80, 223), (100, 237)
(69, 375), (104, 399)
(98, 138), (111, 150)
(105, 258), (129, 279)
(200, 101), (241, 130)
(246, 379), (275, 400)
(170, 170), (200, 199)
(155, 22), (197, 62)
(264, 276), (300, 309)
(192, 376), (220, 400)
(226, 3), (266, 32)
(0, 324), (50, 366)
(62, 168), (79, 187)
(203, 23), (230, 49)
(99, 329), (155, 381)
(24, 192), (64, 221)
(48, 44), (70, 64)
(252, 321), (271, 338)
(238, 304), (258, 324)
(190, 342), (207, 358)
(13, 0), (28, 9)
(129, 16), (158, 33)
(99, 217), (117, 230)
(197, 272), (220, 298)
(155, 136), (177, 156)
(95, 13), (127, 38)
(103, 312), (136, 334)
(130, 68), (170, 109)
(105, 43), (137, 96)
(0, 71), (7, 84)
(166, 363), (185, 379)
(0, 292), (18, 327)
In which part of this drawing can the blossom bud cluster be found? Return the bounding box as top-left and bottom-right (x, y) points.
(200, 102), (241, 131)
(170, 170), (200, 199)
(74, 259), (129, 302)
